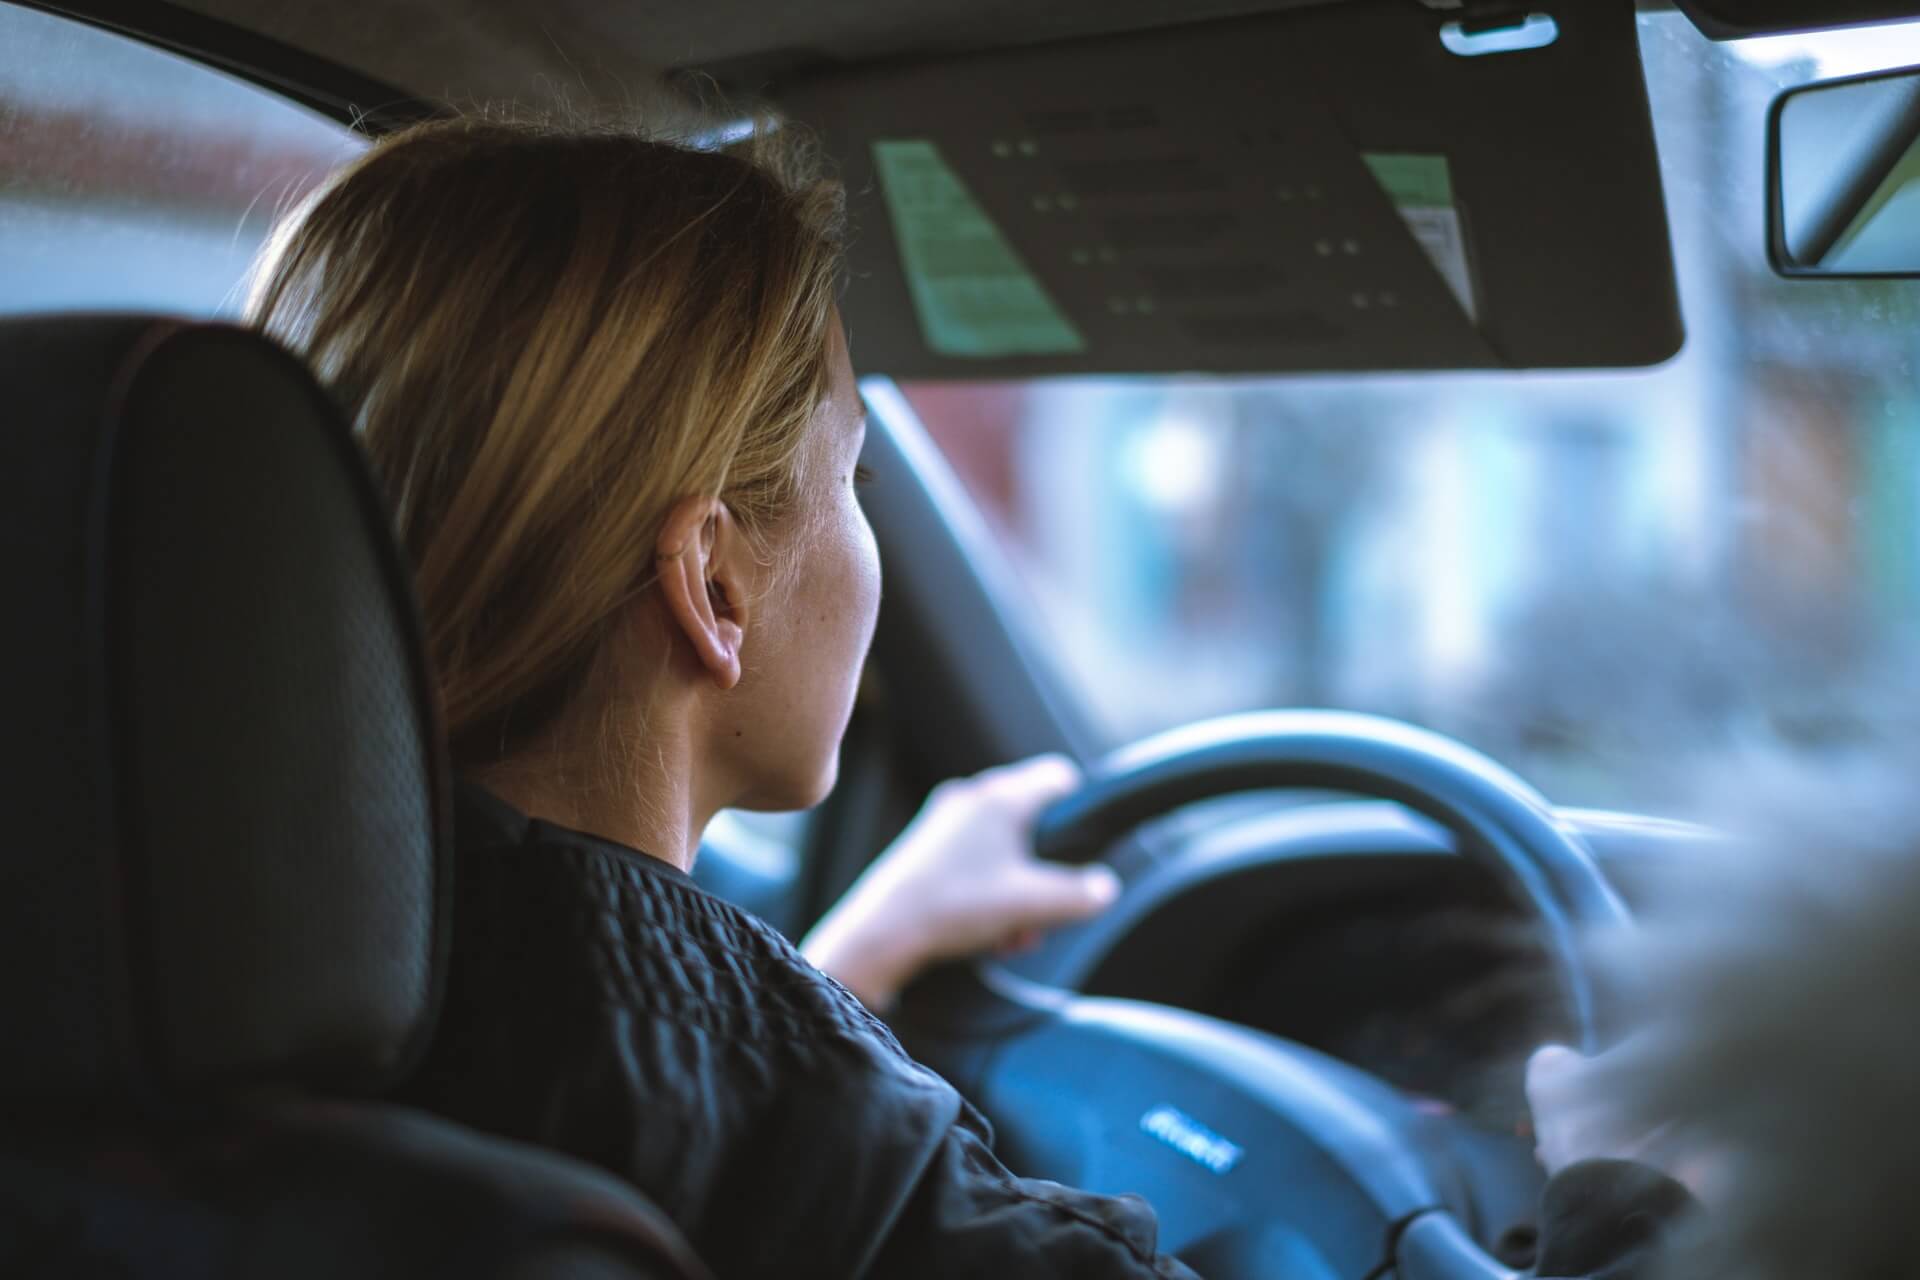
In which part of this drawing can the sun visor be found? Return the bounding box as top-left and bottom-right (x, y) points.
(774, 0), (1681, 375)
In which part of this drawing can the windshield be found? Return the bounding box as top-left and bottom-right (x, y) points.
(901, 12), (1920, 819)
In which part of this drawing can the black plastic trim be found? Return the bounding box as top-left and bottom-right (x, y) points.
(857, 378), (1098, 770)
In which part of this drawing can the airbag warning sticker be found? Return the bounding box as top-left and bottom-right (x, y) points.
(873, 139), (1086, 358)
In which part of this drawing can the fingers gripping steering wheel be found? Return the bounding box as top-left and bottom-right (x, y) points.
(894, 711), (1631, 1280)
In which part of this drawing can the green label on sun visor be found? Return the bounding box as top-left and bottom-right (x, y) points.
(1363, 153), (1455, 209)
(1362, 152), (1477, 322)
(873, 139), (1086, 358)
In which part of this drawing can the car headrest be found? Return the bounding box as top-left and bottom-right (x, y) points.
(0, 314), (449, 1109)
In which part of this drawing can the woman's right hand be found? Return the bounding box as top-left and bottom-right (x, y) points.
(800, 755), (1122, 1011)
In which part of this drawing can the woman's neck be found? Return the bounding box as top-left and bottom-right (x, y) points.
(474, 717), (711, 872)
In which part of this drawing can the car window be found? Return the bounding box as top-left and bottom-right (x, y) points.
(902, 12), (1920, 821)
(0, 3), (362, 316)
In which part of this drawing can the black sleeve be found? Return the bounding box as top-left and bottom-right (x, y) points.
(427, 818), (1197, 1278)
(864, 1113), (1190, 1280)
(1530, 1159), (1698, 1279)
(870, 1137), (1694, 1280)
(866, 1110), (1202, 1279)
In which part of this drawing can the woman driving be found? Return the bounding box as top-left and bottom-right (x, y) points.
(248, 115), (1688, 1278)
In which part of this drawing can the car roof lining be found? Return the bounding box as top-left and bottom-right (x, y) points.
(130, 0), (1351, 117)
(24, 1), (1918, 126)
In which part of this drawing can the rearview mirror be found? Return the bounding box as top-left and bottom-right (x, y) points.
(1770, 65), (1920, 277)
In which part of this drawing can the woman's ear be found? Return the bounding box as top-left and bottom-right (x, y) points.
(656, 495), (751, 691)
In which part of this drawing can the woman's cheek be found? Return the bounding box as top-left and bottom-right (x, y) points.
(852, 506), (882, 643)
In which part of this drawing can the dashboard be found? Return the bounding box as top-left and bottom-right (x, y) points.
(1214, 886), (1554, 1133)
(1044, 799), (1710, 1134)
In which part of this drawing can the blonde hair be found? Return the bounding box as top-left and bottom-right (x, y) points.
(249, 116), (845, 769)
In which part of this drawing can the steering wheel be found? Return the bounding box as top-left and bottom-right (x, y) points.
(893, 711), (1631, 1280)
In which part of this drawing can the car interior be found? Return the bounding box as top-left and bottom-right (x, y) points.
(5, 0), (1920, 1276)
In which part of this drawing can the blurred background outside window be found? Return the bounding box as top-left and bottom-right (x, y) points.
(0, 4), (360, 316)
(904, 14), (1920, 818)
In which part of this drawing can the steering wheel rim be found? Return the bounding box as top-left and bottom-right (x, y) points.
(895, 711), (1634, 1279)
(1030, 709), (1630, 1054)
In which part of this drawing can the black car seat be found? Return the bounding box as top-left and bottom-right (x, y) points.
(0, 314), (711, 1280)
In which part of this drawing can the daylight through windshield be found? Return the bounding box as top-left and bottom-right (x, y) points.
(903, 13), (1920, 819)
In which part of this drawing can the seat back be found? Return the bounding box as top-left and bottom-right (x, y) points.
(0, 1102), (712, 1280)
(0, 314), (446, 1104)
(0, 314), (707, 1280)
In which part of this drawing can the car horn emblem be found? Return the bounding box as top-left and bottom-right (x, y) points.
(1139, 1105), (1244, 1175)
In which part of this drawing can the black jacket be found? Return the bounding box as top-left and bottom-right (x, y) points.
(403, 783), (1689, 1278)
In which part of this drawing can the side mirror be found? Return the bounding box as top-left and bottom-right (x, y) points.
(1770, 65), (1920, 277)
